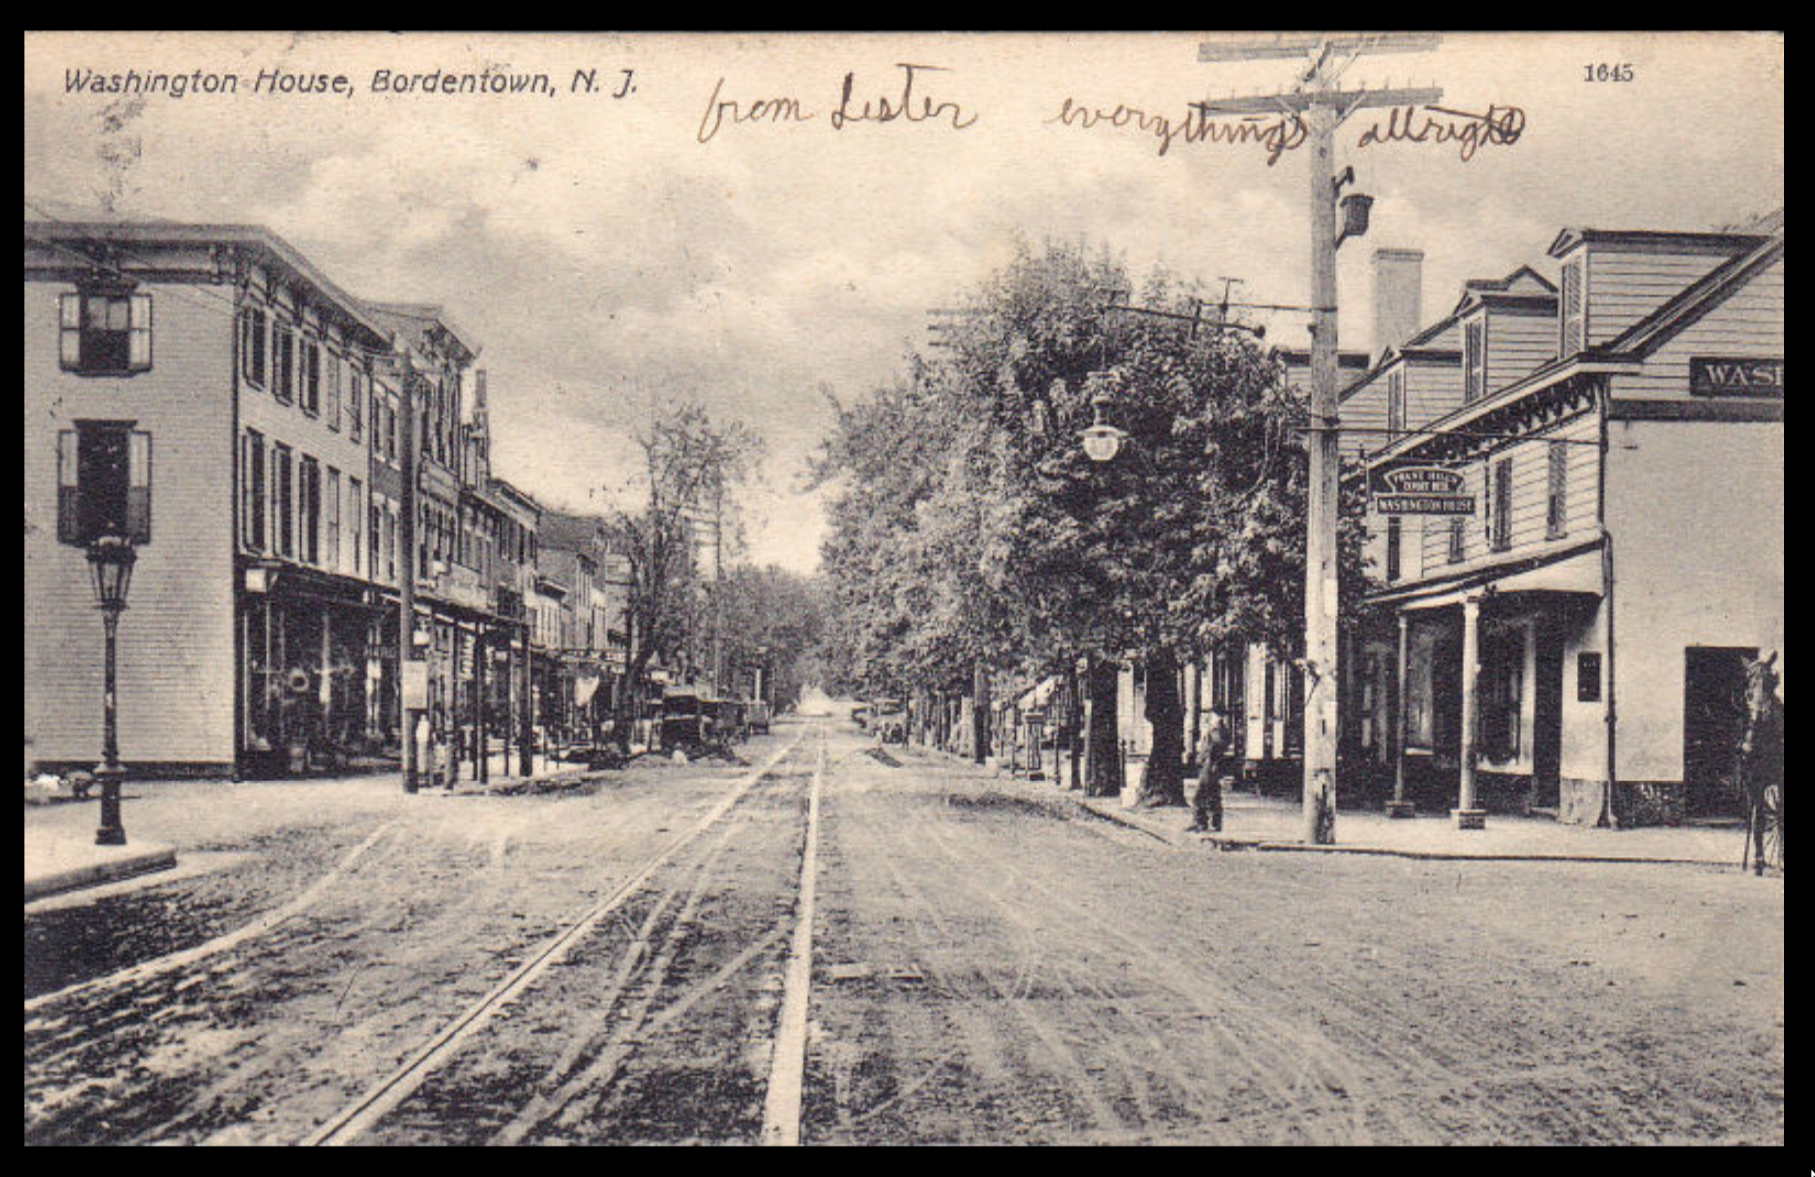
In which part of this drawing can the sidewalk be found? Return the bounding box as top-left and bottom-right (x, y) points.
(23, 830), (178, 902)
(1069, 784), (1748, 867)
(22, 754), (603, 904)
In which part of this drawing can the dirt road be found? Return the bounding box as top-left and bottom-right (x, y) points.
(23, 720), (1783, 1145)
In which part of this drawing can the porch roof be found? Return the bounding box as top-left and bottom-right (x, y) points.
(1368, 540), (1604, 613)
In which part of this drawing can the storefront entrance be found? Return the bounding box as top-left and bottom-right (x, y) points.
(1683, 646), (1757, 818)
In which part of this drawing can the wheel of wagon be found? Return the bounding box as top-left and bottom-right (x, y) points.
(1758, 782), (1783, 871)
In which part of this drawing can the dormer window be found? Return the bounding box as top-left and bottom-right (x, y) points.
(1559, 258), (1585, 357)
(59, 290), (152, 375)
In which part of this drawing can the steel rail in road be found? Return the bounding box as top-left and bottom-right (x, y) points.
(301, 724), (811, 1147)
(760, 723), (827, 1146)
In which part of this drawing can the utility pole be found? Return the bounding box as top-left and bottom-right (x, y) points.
(396, 347), (421, 794)
(712, 481), (724, 697)
(1198, 33), (1441, 843)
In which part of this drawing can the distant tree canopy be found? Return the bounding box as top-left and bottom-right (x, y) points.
(812, 238), (1369, 794)
(715, 563), (828, 712)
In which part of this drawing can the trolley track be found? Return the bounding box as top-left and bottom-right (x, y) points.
(301, 725), (811, 1145)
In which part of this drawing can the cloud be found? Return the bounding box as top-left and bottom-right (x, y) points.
(25, 32), (1782, 575)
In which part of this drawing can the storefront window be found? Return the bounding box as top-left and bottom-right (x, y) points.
(1480, 626), (1524, 762)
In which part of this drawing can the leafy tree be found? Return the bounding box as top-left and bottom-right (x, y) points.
(604, 402), (761, 750)
(816, 238), (1365, 805)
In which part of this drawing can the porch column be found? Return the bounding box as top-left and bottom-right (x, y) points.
(320, 604), (333, 767)
(476, 624), (488, 785)
(499, 638), (511, 773)
(1388, 612), (1415, 818)
(1455, 595), (1487, 830)
(518, 625), (533, 778)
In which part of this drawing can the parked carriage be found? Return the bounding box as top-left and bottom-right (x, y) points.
(659, 688), (711, 751)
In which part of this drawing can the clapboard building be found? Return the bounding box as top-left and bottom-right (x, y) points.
(23, 216), (554, 782)
(25, 218), (408, 776)
(1348, 217), (1784, 827)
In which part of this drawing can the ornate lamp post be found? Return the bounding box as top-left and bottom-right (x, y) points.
(85, 533), (137, 846)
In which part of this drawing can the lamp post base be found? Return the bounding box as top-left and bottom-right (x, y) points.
(1451, 807), (1488, 831)
(93, 766), (127, 846)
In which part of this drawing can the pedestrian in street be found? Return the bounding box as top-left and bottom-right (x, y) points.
(1189, 708), (1231, 833)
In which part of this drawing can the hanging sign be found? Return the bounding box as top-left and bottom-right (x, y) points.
(401, 660), (429, 710)
(1369, 465), (1475, 516)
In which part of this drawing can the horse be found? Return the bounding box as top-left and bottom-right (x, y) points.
(1738, 652), (1784, 875)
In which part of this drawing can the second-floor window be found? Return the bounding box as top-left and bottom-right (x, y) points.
(273, 444), (294, 557)
(1463, 319), (1486, 403)
(243, 429), (266, 552)
(59, 291), (152, 375)
(57, 422), (152, 545)
(348, 371), (364, 443)
(1546, 440), (1569, 540)
(348, 478), (363, 578)
(370, 500), (383, 585)
(326, 467), (341, 572)
(300, 455), (322, 565)
(1490, 457), (1513, 551)
(1386, 516), (1402, 582)
(1447, 515), (1465, 564)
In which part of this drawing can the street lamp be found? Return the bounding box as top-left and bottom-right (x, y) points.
(85, 533), (137, 846)
(1079, 371), (1128, 464)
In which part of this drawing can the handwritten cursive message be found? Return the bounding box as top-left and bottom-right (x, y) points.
(1355, 104), (1526, 161)
(697, 63), (977, 144)
(1046, 97), (1308, 162)
(1045, 94), (1529, 165)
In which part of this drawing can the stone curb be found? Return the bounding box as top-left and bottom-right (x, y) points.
(812, 740), (1750, 870)
(24, 844), (179, 903)
(1064, 793), (1737, 868)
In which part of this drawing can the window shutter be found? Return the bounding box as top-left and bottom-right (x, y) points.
(128, 293), (153, 370)
(1464, 320), (1485, 402)
(57, 430), (80, 543)
(1561, 261), (1583, 356)
(127, 431), (152, 543)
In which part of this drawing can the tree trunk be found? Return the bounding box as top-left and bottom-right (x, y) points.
(614, 643), (652, 753)
(1084, 655), (1122, 798)
(1065, 656), (1083, 790)
(972, 661), (991, 764)
(1135, 648), (1187, 807)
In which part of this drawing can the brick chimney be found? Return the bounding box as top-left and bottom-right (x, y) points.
(1373, 248), (1424, 363)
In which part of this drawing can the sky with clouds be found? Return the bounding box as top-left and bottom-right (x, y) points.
(24, 31), (1783, 573)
